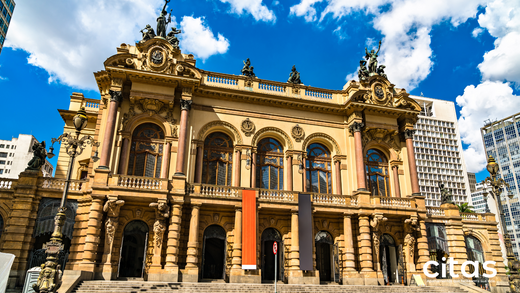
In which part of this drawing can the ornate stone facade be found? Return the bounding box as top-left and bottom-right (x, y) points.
(0, 35), (509, 293)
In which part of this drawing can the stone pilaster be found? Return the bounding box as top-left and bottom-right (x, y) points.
(415, 219), (431, 272)
(183, 204), (200, 282)
(230, 207), (243, 282)
(79, 195), (105, 273)
(164, 203), (183, 281)
(358, 215), (373, 272)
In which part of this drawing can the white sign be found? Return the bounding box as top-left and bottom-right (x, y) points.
(423, 257), (497, 278)
(0, 252), (16, 293)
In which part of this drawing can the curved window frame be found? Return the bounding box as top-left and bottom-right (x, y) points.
(365, 149), (390, 197)
(306, 143), (332, 194)
(256, 138), (284, 190)
(127, 123), (165, 178)
(202, 132), (234, 186)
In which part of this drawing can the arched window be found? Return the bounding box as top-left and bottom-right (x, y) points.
(465, 235), (489, 288)
(256, 138), (284, 190)
(127, 123), (165, 178)
(306, 143), (332, 194)
(366, 149), (390, 197)
(202, 132), (233, 186)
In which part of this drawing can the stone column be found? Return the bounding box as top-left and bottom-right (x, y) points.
(404, 129), (420, 196)
(302, 157), (307, 192)
(175, 98), (192, 176)
(289, 211), (300, 271)
(231, 207), (242, 270)
(349, 122), (366, 191)
(160, 142), (171, 179)
(415, 220), (430, 271)
(194, 145), (203, 183)
(185, 204), (201, 281)
(286, 154), (293, 191)
(165, 203), (183, 281)
(118, 137), (130, 174)
(251, 151), (257, 188)
(392, 165), (401, 198)
(335, 159), (342, 195)
(234, 149), (241, 187)
(80, 195), (105, 272)
(343, 214), (356, 272)
(358, 215), (373, 272)
(99, 90), (122, 169)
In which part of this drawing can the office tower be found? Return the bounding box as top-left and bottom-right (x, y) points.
(0, 134), (53, 178)
(0, 0), (15, 55)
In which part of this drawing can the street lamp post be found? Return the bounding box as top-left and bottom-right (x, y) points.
(483, 155), (520, 292)
(33, 107), (99, 293)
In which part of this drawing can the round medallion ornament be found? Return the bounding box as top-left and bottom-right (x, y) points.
(292, 124), (305, 142)
(151, 50), (164, 65)
(147, 46), (168, 72)
(372, 83), (389, 105)
(241, 118), (255, 137)
(375, 85), (384, 99)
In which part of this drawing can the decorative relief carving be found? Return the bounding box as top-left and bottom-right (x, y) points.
(403, 129), (416, 140)
(241, 118), (255, 137)
(291, 124), (305, 142)
(139, 98), (165, 116)
(362, 128), (401, 159)
(109, 90), (122, 103)
(349, 121), (364, 134)
(180, 99), (192, 111)
(103, 198), (125, 262)
(198, 120), (243, 144)
(150, 201), (170, 257)
(370, 213), (387, 271)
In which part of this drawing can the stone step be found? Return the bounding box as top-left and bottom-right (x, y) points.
(73, 281), (471, 293)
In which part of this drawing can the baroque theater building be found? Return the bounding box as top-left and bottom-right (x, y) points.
(0, 26), (509, 292)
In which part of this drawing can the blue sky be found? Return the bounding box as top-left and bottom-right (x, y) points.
(1, 0), (520, 183)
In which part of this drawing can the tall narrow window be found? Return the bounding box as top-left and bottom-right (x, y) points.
(366, 149), (390, 196)
(202, 132), (233, 186)
(306, 143), (332, 193)
(127, 123), (164, 178)
(256, 138), (284, 190)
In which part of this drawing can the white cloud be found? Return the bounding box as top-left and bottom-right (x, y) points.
(472, 27), (484, 38)
(0, 76), (7, 81)
(289, 0), (323, 22)
(5, 0), (164, 90)
(179, 16), (230, 61)
(218, 0), (276, 22)
(333, 25), (348, 40)
(477, 0), (520, 85)
(290, 0), (486, 90)
(456, 81), (520, 172)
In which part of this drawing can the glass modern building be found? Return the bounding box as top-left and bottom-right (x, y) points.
(412, 96), (472, 207)
(0, 0), (15, 55)
(481, 112), (520, 257)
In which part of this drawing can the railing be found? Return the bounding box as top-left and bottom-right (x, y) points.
(312, 193), (346, 205)
(116, 175), (166, 190)
(205, 75), (238, 88)
(84, 100), (100, 111)
(305, 89), (333, 99)
(0, 179), (15, 189)
(350, 196), (358, 206)
(198, 184), (241, 198)
(39, 178), (86, 192)
(259, 82), (285, 93)
(258, 189), (295, 202)
(427, 207), (446, 216)
(461, 213), (480, 221)
(379, 197), (413, 208)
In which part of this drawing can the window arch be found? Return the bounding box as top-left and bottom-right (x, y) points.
(127, 123), (165, 178)
(306, 143), (332, 194)
(256, 138), (284, 190)
(202, 132), (233, 186)
(366, 149), (390, 197)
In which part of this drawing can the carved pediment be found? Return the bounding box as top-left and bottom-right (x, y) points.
(362, 127), (402, 159)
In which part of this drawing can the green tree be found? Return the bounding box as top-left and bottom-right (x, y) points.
(457, 202), (475, 213)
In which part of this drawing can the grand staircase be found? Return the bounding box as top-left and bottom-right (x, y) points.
(72, 281), (477, 293)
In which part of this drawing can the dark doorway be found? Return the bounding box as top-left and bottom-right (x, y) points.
(380, 234), (398, 284)
(261, 228), (282, 282)
(118, 220), (148, 278)
(201, 225), (226, 279)
(315, 231), (333, 282)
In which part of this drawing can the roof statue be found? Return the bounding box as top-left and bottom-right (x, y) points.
(26, 141), (47, 172)
(241, 58), (255, 78)
(358, 40), (387, 81)
(438, 182), (454, 205)
(166, 27), (182, 49)
(157, 0), (172, 38)
(140, 25), (155, 42)
(287, 65), (302, 84)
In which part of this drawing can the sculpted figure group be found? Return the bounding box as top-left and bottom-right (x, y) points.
(140, 0), (181, 49)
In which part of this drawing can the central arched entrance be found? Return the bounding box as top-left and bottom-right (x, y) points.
(201, 225), (227, 280)
(118, 220), (149, 278)
(261, 228), (283, 282)
(315, 231), (333, 282)
(380, 234), (398, 285)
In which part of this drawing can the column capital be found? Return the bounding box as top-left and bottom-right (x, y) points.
(348, 121), (365, 133)
(343, 213), (352, 218)
(180, 99), (192, 111)
(403, 128), (416, 140)
(192, 203), (201, 209)
(109, 89), (122, 103)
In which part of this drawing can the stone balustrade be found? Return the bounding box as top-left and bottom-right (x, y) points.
(427, 207), (446, 217)
(114, 175), (167, 190)
(259, 82), (285, 94)
(205, 74), (238, 89)
(196, 184), (241, 198)
(0, 179), (15, 189)
(379, 197), (413, 208)
(461, 212), (481, 221)
(305, 89), (333, 99)
(38, 178), (86, 192)
(258, 189), (295, 202)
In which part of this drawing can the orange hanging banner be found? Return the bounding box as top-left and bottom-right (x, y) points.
(242, 189), (257, 269)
